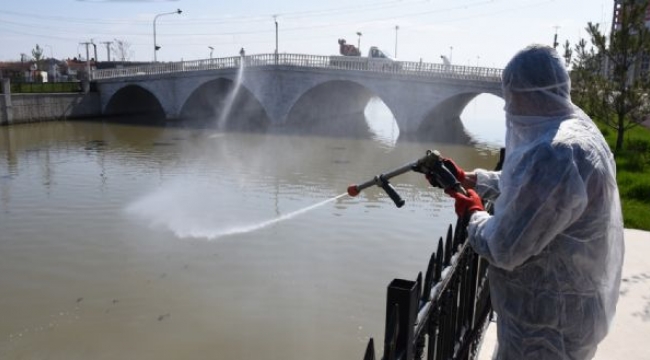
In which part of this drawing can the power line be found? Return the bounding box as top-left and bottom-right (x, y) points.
(0, 1), (412, 26)
(0, 0), (506, 40)
(0, 0), (561, 58)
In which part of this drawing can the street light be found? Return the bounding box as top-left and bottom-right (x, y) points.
(153, 8), (182, 62)
(274, 15), (279, 55)
(356, 31), (362, 52)
(394, 25), (399, 58)
(208, 46), (214, 59)
(273, 15), (279, 64)
(449, 46), (453, 64)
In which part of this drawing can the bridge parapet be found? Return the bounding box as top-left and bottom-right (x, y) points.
(92, 53), (502, 84)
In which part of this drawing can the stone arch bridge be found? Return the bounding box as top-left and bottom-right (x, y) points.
(93, 53), (503, 134)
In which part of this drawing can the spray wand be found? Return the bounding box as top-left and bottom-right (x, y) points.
(347, 150), (467, 208)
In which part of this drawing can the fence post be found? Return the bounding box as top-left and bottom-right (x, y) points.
(1, 78), (13, 125)
(385, 279), (419, 360)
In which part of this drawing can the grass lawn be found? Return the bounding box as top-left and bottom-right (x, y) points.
(597, 121), (650, 231)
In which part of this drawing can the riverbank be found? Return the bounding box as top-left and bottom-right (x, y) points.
(478, 228), (650, 360)
(0, 92), (100, 125)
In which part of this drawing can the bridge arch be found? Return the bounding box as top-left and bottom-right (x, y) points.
(417, 90), (504, 141)
(94, 56), (504, 134)
(179, 77), (269, 130)
(285, 80), (397, 136)
(104, 84), (165, 122)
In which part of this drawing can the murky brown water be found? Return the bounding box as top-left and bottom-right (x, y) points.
(0, 97), (504, 360)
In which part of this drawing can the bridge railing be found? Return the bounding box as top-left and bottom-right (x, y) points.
(92, 53), (502, 83)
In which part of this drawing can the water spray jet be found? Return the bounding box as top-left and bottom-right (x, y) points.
(217, 54), (245, 129)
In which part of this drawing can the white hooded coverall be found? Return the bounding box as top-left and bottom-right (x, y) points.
(467, 45), (624, 360)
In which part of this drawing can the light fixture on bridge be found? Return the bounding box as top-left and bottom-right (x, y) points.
(274, 15), (279, 56)
(208, 46), (214, 59)
(356, 31), (363, 53)
(153, 8), (182, 63)
(394, 25), (399, 58)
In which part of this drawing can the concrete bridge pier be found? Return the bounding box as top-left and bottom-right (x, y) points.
(243, 73), (301, 125)
(376, 85), (469, 134)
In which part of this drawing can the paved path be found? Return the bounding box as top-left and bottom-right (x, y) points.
(478, 229), (650, 360)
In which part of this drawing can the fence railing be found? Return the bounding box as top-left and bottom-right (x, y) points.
(91, 53), (502, 83)
(361, 149), (504, 360)
(360, 217), (492, 360)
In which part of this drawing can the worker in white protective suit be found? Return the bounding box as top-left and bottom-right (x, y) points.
(432, 44), (625, 359)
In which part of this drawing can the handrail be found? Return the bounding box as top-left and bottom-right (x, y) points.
(360, 217), (493, 360)
(361, 150), (505, 360)
(92, 53), (502, 83)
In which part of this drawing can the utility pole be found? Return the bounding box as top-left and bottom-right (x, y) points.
(79, 41), (92, 80)
(101, 41), (112, 61)
(552, 25), (560, 49)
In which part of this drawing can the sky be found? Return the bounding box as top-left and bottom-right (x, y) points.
(1, 0), (613, 69)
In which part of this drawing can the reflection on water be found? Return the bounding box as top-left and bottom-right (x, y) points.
(461, 94), (506, 147)
(0, 100), (504, 360)
(364, 98), (400, 148)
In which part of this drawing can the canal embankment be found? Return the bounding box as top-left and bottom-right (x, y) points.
(0, 79), (101, 125)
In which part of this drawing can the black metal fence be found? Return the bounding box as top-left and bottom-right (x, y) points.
(362, 149), (505, 360)
(360, 217), (492, 360)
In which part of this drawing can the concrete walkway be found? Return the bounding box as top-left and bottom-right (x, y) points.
(478, 229), (650, 360)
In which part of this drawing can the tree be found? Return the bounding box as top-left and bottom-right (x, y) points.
(111, 39), (133, 62)
(582, 0), (650, 152)
(562, 40), (573, 68)
(570, 39), (605, 117)
(32, 44), (44, 70)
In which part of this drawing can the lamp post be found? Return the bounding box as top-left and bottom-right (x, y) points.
(274, 15), (279, 55)
(356, 31), (362, 52)
(91, 39), (97, 62)
(394, 25), (399, 58)
(153, 8), (182, 62)
(208, 46), (214, 59)
(273, 15), (279, 64)
(449, 46), (453, 64)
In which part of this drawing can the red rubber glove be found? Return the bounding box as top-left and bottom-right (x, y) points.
(441, 158), (466, 182)
(446, 188), (484, 217)
(424, 158), (466, 188)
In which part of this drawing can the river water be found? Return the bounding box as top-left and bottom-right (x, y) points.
(0, 95), (504, 360)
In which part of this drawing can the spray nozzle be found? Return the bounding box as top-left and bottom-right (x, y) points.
(347, 149), (467, 207)
(347, 184), (360, 197)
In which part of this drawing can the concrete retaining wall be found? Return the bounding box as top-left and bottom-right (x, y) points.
(1, 80), (101, 126)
